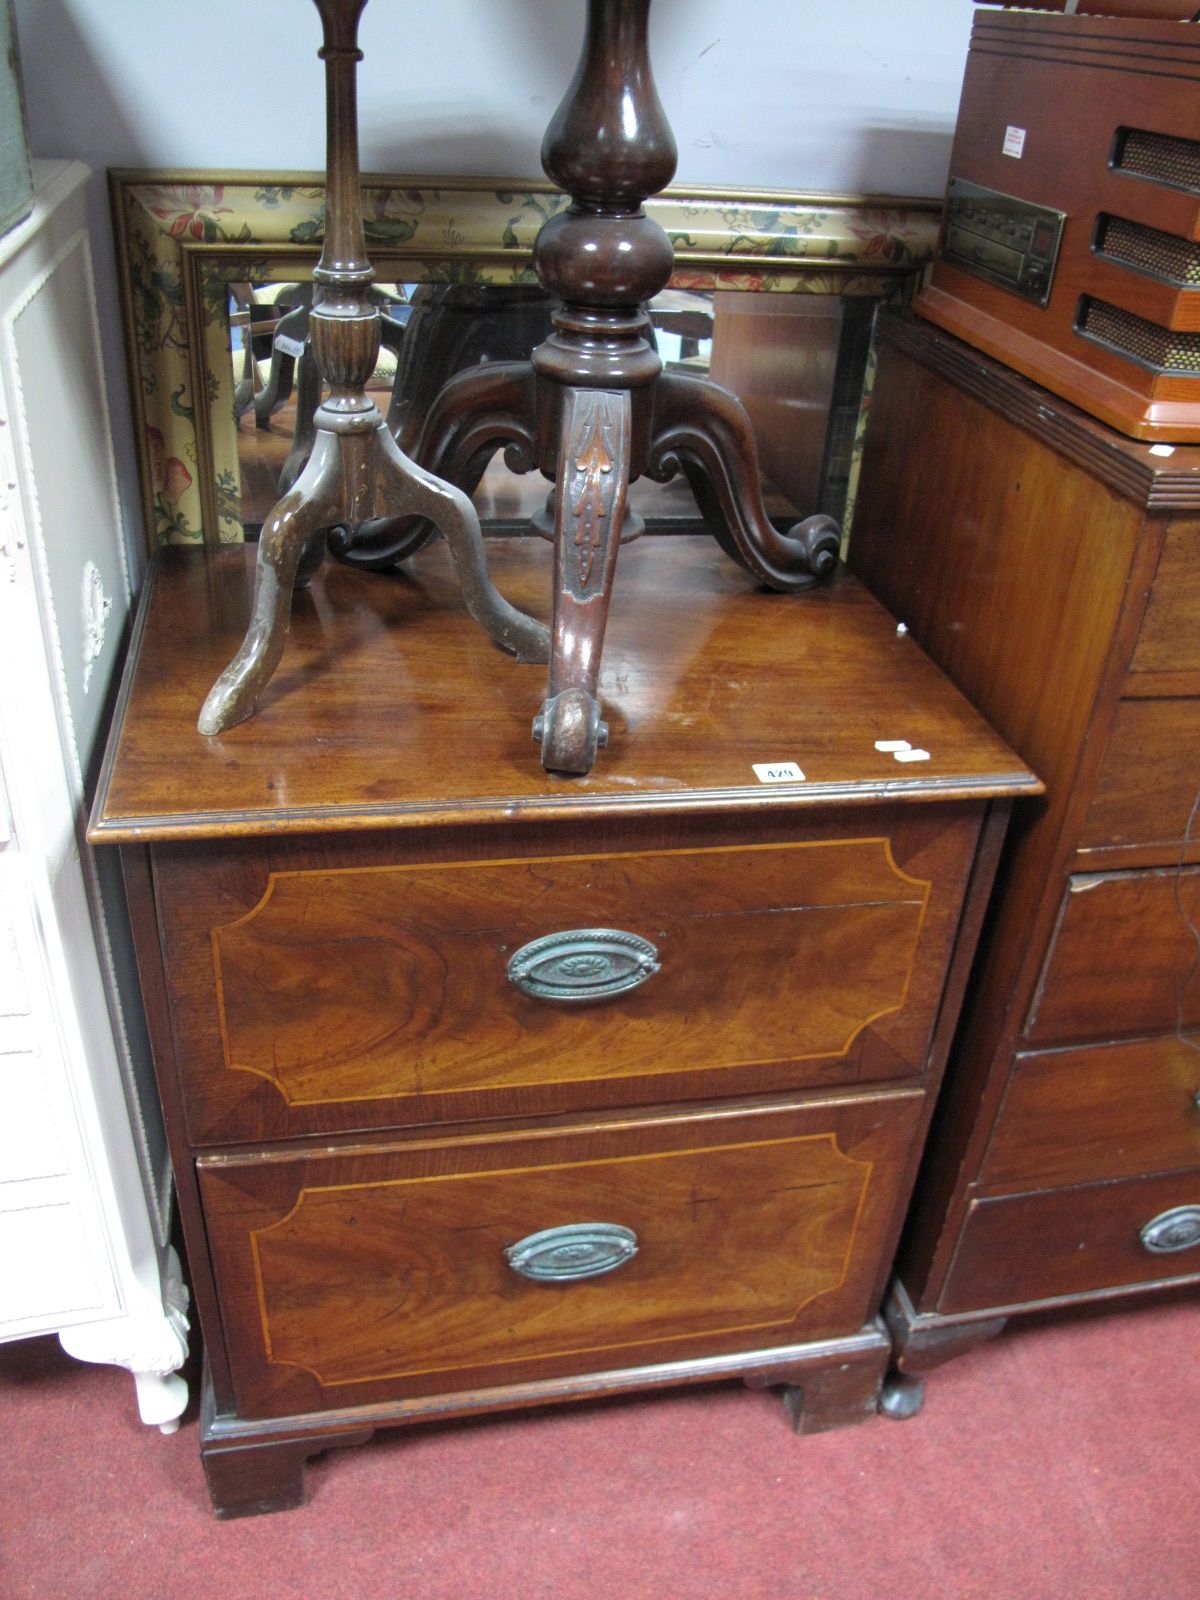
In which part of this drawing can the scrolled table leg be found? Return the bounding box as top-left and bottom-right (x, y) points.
(198, 431), (344, 735)
(534, 387), (631, 774)
(650, 371), (842, 591)
(374, 421), (549, 664)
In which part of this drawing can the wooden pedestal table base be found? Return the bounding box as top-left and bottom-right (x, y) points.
(197, 0), (546, 739)
(332, 0), (841, 775)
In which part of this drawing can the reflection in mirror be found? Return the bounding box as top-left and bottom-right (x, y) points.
(230, 281), (871, 541)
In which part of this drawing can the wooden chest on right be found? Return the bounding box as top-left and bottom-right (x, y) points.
(850, 311), (1200, 1379)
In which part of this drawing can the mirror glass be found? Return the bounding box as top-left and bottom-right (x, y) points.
(228, 280), (871, 538)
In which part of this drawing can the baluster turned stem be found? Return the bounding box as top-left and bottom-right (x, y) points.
(311, 0), (380, 420)
(526, 0), (679, 772)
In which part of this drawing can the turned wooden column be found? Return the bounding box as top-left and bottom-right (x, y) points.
(198, 0), (547, 739)
(525, 0), (678, 771)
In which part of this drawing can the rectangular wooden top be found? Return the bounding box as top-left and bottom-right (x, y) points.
(89, 534), (1039, 842)
(880, 314), (1200, 512)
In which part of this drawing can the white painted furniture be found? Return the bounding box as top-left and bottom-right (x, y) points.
(0, 160), (188, 1430)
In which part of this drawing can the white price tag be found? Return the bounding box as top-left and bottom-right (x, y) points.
(752, 761), (805, 784)
(1002, 125), (1026, 159)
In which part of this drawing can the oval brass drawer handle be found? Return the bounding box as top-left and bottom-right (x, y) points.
(1140, 1205), (1200, 1255)
(505, 1223), (639, 1282)
(506, 928), (660, 1002)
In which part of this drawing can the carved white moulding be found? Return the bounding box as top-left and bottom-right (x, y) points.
(81, 560), (113, 694)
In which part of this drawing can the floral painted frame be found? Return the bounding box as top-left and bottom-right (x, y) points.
(109, 170), (940, 550)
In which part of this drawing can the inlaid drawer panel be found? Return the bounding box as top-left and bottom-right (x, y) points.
(1026, 867), (1200, 1046)
(1079, 698), (1200, 852)
(199, 1090), (923, 1419)
(939, 1171), (1200, 1314)
(155, 817), (978, 1144)
(980, 1037), (1200, 1190)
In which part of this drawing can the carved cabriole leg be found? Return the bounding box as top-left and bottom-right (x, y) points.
(373, 420), (549, 663)
(534, 387), (631, 773)
(198, 429), (345, 734)
(649, 371), (842, 590)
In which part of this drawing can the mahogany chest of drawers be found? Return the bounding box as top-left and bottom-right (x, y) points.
(90, 532), (1035, 1515)
(850, 312), (1200, 1407)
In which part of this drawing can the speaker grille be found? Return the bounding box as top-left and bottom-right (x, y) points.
(1096, 215), (1200, 287)
(1078, 298), (1200, 374)
(1114, 127), (1200, 194)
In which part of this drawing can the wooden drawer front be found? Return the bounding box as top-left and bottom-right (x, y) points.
(1080, 698), (1200, 853)
(981, 1039), (1200, 1191)
(940, 1171), (1200, 1315)
(158, 819), (976, 1143)
(1130, 520), (1200, 682)
(1027, 868), (1200, 1047)
(199, 1092), (923, 1419)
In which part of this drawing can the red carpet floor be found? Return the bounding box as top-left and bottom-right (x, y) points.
(2, 1296), (1197, 1600)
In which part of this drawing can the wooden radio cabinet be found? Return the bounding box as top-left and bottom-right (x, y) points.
(919, 8), (1200, 441)
(89, 533), (1035, 1516)
(850, 311), (1200, 1409)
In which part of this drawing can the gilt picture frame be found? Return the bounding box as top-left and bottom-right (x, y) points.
(109, 169), (939, 551)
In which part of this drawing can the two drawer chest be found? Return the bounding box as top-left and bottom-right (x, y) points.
(850, 312), (1200, 1407)
(90, 532), (1035, 1516)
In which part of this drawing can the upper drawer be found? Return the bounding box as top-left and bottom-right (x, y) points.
(1027, 867), (1200, 1047)
(155, 813), (980, 1145)
(980, 1037), (1200, 1192)
(1080, 698), (1200, 856)
(1130, 520), (1200, 683)
(198, 1090), (923, 1419)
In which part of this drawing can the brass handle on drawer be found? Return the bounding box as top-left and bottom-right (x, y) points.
(1139, 1205), (1200, 1255)
(506, 929), (660, 1002)
(505, 1223), (639, 1282)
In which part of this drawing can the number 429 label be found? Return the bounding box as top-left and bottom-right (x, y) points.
(752, 761), (805, 783)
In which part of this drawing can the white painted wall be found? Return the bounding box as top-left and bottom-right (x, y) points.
(12, 0), (973, 559)
(14, 0), (972, 194)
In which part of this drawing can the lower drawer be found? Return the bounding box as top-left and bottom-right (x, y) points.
(200, 1091), (923, 1419)
(980, 1037), (1200, 1190)
(940, 1171), (1200, 1314)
